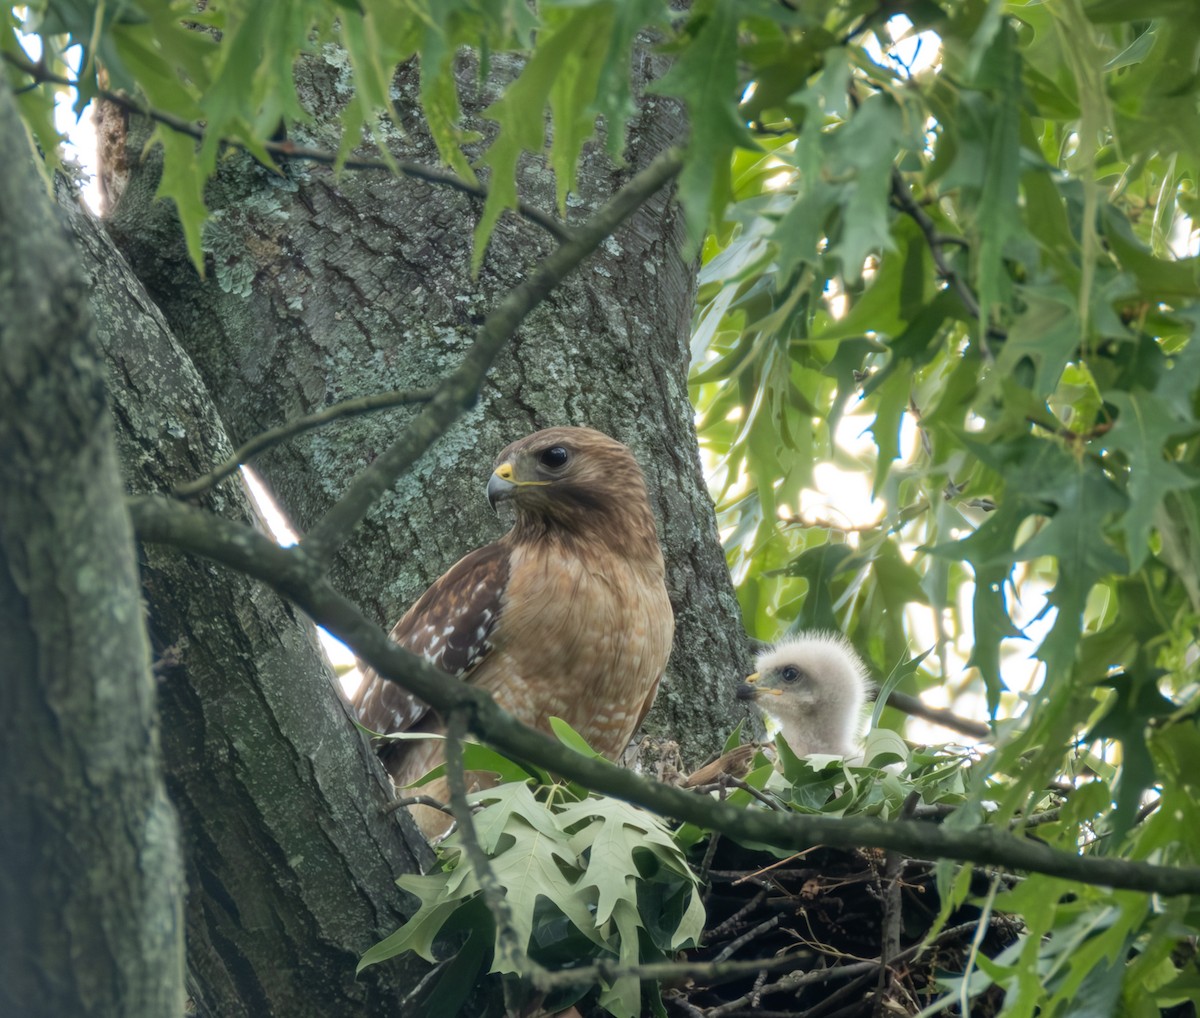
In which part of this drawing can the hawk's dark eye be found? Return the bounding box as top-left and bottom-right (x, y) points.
(780, 666), (801, 683)
(539, 446), (570, 469)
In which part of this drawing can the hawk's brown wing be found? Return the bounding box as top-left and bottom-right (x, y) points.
(351, 541), (510, 739)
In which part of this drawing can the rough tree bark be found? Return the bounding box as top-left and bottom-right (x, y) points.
(0, 79), (184, 1018)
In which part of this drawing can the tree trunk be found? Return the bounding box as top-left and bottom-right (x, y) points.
(56, 189), (436, 1016)
(0, 79), (184, 1018)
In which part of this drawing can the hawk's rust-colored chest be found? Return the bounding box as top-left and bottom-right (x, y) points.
(474, 541), (674, 759)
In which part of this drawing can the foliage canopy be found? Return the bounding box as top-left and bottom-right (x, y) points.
(7, 0), (1200, 1014)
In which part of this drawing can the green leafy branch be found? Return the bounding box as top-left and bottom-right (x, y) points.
(128, 492), (1200, 899)
(1, 50), (573, 244)
(360, 714), (704, 1018)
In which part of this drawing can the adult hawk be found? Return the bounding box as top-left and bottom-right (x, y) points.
(352, 426), (675, 837)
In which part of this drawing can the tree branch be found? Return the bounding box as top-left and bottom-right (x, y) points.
(128, 494), (1200, 898)
(171, 386), (435, 497)
(299, 143), (686, 564)
(443, 712), (526, 982)
(888, 168), (1007, 346)
(1, 52), (573, 243)
(884, 690), (991, 741)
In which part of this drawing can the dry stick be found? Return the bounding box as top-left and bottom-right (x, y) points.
(383, 794), (457, 818)
(799, 971), (882, 1018)
(884, 690), (991, 741)
(713, 915), (782, 963)
(442, 712), (528, 990)
(172, 387), (436, 497)
(689, 775), (786, 812)
(706, 919), (983, 1018)
(124, 498), (1200, 898)
(1, 52), (572, 243)
(874, 792), (920, 1018)
(299, 143), (685, 565)
(703, 889), (769, 942)
(888, 167), (1007, 347)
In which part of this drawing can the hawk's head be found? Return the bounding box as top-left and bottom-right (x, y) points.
(487, 426), (657, 547)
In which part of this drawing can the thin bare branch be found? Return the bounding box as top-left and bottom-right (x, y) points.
(884, 689), (991, 740)
(382, 794), (456, 818)
(706, 920), (983, 1018)
(299, 143), (685, 564)
(888, 167), (1007, 346)
(1, 52), (572, 243)
(172, 387), (435, 498)
(443, 713), (527, 981)
(125, 495), (1200, 898)
(688, 775), (786, 812)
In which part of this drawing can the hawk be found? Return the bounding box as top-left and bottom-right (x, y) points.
(685, 632), (869, 786)
(738, 632), (869, 759)
(353, 426), (675, 837)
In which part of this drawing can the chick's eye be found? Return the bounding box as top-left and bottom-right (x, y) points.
(780, 666), (800, 683)
(539, 446), (570, 469)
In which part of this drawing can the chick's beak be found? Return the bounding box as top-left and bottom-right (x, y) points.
(735, 673), (759, 702)
(487, 462), (517, 512)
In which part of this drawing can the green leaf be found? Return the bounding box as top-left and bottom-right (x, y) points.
(778, 543), (855, 632)
(473, 6), (607, 270)
(1105, 391), (1200, 570)
(549, 716), (604, 759)
(994, 284), (1081, 398)
(651, 0), (757, 247)
(356, 870), (480, 969)
(153, 126), (210, 273)
(486, 815), (603, 968)
(1087, 670), (1178, 840)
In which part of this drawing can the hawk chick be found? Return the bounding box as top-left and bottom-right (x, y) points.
(739, 632), (870, 758)
(684, 632), (869, 787)
(352, 426), (675, 838)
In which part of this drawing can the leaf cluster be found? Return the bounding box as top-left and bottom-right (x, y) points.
(686, 2), (1200, 1014)
(360, 747), (703, 1018)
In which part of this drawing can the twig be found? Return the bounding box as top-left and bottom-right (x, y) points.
(704, 890), (769, 942)
(698, 831), (723, 894)
(128, 495), (1200, 897)
(888, 167), (1007, 346)
(172, 387), (435, 497)
(1, 52), (573, 242)
(874, 792), (919, 1017)
(382, 793), (457, 818)
(705, 960), (878, 1017)
(533, 952), (827, 994)
(299, 142), (685, 564)
(713, 915), (782, 963)
(733, 848), (821, 886)
(689, 775), (786, 812)
(798, 970), (880, 1018)
(1027, 414), (1114, 443)
(442, 712), (527, 981)
(884, 689), (991, 740)
(707, 919), (983, 1018)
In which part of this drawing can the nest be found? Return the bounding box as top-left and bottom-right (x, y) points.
(660, 836), (1020, 1018)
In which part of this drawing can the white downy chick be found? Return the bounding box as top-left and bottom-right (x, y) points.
(737, 632), (870, 760)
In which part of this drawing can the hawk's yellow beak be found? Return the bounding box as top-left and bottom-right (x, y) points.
(487, 463), (518, 511)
